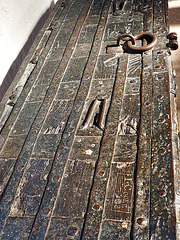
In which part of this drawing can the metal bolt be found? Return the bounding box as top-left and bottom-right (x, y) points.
(167, 40), (178, 50)
(167, 32), (178, 40)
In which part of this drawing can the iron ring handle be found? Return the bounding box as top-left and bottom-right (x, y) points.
(117, 33), (136, 45)
(125, 32), (157, 53)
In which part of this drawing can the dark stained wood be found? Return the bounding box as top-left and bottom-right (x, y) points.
(53, 160), (95, 218)
(46, 218), (83, 239)
(29, 0), (112, 238)
(0, 0), (96, 236)
(9, 159), (53, 217)
(0, 159), (16, 196)
(104, 162), (135, 221)
(0, 0), (178, 239)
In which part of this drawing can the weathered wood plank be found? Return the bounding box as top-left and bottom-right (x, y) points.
(9, 159), (52, 217)
(81, 9), (133, 238)
(62, 57), (88, 82)
(0, 0), (178, 239)
(10, 102), (41, 136)
(0, 159), (16, 196)
(1, 217), (34, 240)
(104, 162), (135, 221)
(69, 136), (102, 161)
(113, 135), (137, 162)
(98, 34), (142, 238)
(47, 27), (73, 60)
(106, 57), (128, 136)
(100, 220), (131, 240)
(77, 25), (97, 44)
(0, 102), (53, 232)
(93, 55), (118, 80)
(0, 0), (91, 230)
(88, 79), (115, 99)
(45, 218), (83, 239)
(41, 100), (72, 135)
(82, 54), (128, 238)
(82, 135), (117, 239)
(31, 134), (60, 159)
(0, 136), (26, 159)
(29, 0), (111, 238)
(89, 0), (104, 16)
(0, 0), (71, 133)
(53, 160), (95, 218)
(56, 81), (80, 100)
(73, 44), (92, 58)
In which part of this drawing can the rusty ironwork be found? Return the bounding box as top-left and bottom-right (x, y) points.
(107, 32), (157, 55)
(123, 32), (157, 53)
(117, 33), (136, 45)
(167, 32), (178, 40)
(0, 0), (178, 239)
(167, 39), (178, 50)
(167, 32), (178, 50)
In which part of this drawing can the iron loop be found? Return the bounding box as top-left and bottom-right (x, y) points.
(124, 32), (157, 53)
(117, 33), (136, 45)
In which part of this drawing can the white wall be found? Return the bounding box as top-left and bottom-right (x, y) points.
(0, 0), (57, 86)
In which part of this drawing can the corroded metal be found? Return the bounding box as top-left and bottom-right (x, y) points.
(167, 39), (179, 50)
(167, 32), (178, 40)
(167, 32), (178, 50)
(107, 32), (157, 54)
(124, 32), (157, 53)
(0, 0), (178, 239)
(118, 33), (136, 45)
